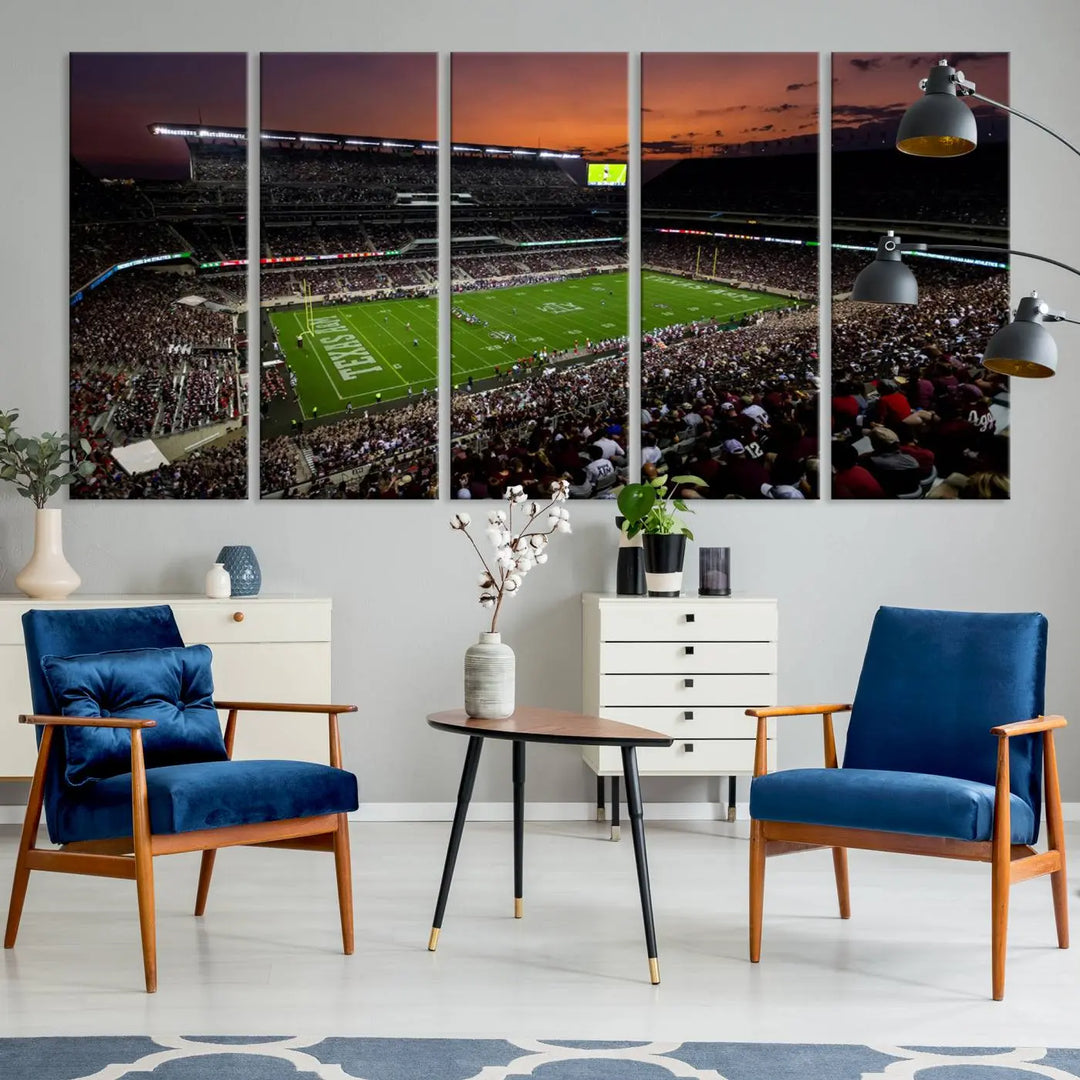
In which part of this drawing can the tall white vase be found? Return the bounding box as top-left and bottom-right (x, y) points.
(15, 508), (81, 600)
(464, 631), (515, 719)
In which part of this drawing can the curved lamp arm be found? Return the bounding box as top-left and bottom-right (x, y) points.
(967, 90), (1080, 162)
(916, 244), (1080, 282)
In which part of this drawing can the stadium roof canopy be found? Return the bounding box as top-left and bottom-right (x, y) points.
(149, 123), (581, 159)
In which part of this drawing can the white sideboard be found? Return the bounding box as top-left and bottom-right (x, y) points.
(0, 595), (333, 779)
(582, 593), (778, 824)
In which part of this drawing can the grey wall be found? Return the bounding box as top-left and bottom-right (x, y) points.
(3, 0), (1079, 807)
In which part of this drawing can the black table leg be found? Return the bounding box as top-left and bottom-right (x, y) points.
(728, 775), (738, 823)
(621, 745), (660, 984)
(429, 735), (484, 951)
(610, 775), (621, 841)
(596, 774), (606, 822)
(513, 740), (525, 919)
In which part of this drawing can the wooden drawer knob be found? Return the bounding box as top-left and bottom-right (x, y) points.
(233, 611), (245, 623)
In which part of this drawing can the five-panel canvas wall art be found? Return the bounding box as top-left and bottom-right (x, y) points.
(68, 52), (1010, 501)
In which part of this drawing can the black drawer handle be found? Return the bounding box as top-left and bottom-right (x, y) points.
(684, 743), (694, 752)
(684, 678), (694, 688)
(684, 710), (694, 721)
(685, 613), (695, 623)
(684, 645), (695, 656)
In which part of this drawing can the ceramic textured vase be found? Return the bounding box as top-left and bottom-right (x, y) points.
(204, 562), (231, 599)
(464, 631), (515, 719)
(217, 545), (261, 597)
(15, 508), (81, 600)
(615, 515), (645, 596)
(642, 533), (687, 597)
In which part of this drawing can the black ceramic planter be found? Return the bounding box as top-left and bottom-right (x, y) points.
(642, 533), (687, 597)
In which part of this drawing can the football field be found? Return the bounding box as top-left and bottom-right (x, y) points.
(268, 272), (795, 416)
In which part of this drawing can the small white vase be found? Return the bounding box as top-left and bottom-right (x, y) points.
(204, 562), (231, 599)
(15, 508), (81, 600)
(464, 631), (516, 719)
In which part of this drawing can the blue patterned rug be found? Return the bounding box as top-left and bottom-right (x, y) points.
(1, 1038), (1079, 1079)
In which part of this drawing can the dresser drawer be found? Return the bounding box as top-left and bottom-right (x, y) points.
(591, 738), (774, 775)
(598, 705), (772, 740)
(601, 641), (775, 675)
(598, 600), (776, 643)
(171, 600), (330, 645)
(600, 673), (776, 708)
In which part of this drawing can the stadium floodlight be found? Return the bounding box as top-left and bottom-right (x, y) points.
(851, 232), (1080, 377)
(898, 59), (1080, 160)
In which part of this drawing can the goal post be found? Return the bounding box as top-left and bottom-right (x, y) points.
(301, 279), (315, 334)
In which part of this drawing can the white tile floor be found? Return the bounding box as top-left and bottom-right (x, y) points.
(0, 820), (1076, 1045)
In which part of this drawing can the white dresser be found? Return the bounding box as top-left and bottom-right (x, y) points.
(0, 595), (333, 779)
(582, 593), (778, 828)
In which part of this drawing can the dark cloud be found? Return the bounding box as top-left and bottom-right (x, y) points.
(641, 107), (654, 112)
(763, 103), (799, 113)
(786, 80), (817, 91)
(642, 139), (694, 156)
(713, 129), (723, 136)
(849, 57), (883, 72)
(832, 102), (906, 121)
(740, 123), (775, 133)
(693, 105), (749, 116)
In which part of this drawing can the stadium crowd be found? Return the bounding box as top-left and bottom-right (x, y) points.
(831, 267), (1010, 499)
(644, 234), (816, 296)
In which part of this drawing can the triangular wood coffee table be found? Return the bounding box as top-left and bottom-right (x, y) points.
(426, 706), (673, 984)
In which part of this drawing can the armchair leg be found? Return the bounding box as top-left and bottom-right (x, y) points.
(832, 848), (851, 919)
(4, 726), (52, 950)
(749, 819), (765, 962)
(1044, 730), (1070, 949)
(333, 813), (354, 955)
(194, 850), (216, 917)
(131, 731), (157, 993)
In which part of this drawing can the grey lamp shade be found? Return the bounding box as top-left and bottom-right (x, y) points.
(983, 303), (1059, 379)
(896, 64), (978, 157)
(851, 256), (919, 305)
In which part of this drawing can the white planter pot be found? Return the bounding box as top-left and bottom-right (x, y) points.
(15, 508), (81, 600)
(204, 562), (231, 599)
(464, 631), (515, 719)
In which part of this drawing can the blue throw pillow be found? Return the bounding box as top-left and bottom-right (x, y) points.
(40, 644), (228, 786)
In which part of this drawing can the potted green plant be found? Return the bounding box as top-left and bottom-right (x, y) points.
(0, 409), (95, 599)
(617, 473), (706, 596)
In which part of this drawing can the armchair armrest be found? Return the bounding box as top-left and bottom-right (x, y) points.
(990, 715), (1067, 738)
(745, 704), (851, 719)
(746, 704), (851, 777)
(213, 702), (357, 769)
(19, 713), (157, 729)
(213, 701), (357, 715)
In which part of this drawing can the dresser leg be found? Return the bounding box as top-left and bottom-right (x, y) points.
(513, 740), (525, 918)
(610, 776), (621, 841)
(596, 775), (606, 822)
(429, 735), (484, 950)
(622, 745), (659, 984)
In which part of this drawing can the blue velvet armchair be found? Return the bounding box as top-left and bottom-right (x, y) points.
(4, 605), (360, 992)
(747, 606), (1068, 1000)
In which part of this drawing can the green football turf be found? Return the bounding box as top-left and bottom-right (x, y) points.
(267, 272), (794, 416)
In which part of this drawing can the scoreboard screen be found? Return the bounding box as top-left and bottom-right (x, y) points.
(587, 162), (627, 186)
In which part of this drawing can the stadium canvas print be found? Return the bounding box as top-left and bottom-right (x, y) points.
(258, 53), (438, 499)
(450, 53), (629, 500)
(831, 52), (1010, 499)
(70, 53), (248, 499)
(641, 54), (821, 499)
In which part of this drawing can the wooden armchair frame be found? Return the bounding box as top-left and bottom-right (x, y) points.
(4, 700), (357, 993)
(746, 704), (1069, 1000)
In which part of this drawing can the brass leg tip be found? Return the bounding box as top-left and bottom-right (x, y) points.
(514, 898), (523, 919)
(427, 928), (440, 951)
(610, 826), (621, 842)
(596, 808), (606, 822)
(648, 957), (660, 985)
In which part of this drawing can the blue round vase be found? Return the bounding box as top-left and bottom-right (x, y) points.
(216, 546), (261, 597)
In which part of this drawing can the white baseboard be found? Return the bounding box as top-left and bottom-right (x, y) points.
(3, 802), (1080, 826)
(350, 801), (748, 823)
